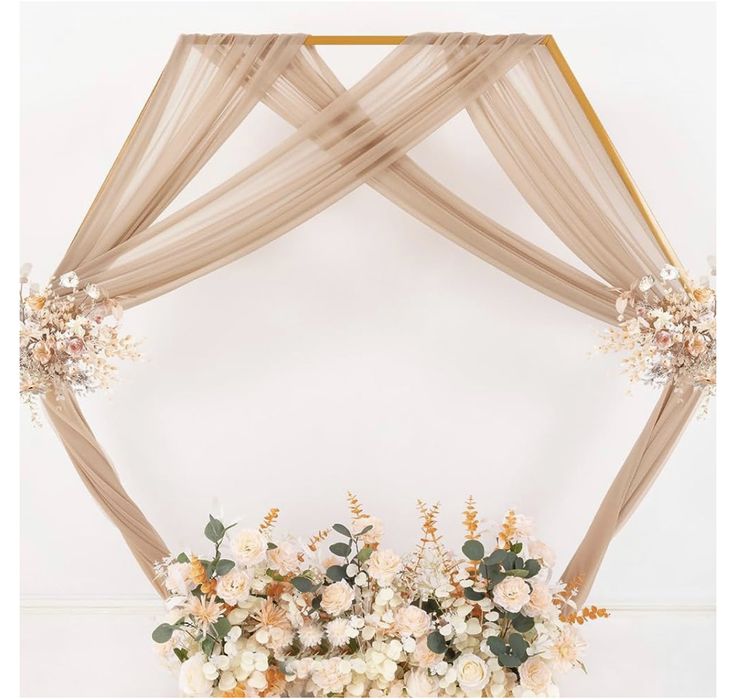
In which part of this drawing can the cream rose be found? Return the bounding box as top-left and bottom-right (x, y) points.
(522, 580), (554, 618)
(454, 653), (489, 693)
(519, 656), (553, 695)
(395, 604), (431, 638)
(353, 515), (384, 545)
(179, 653), (214, 697)
(405, 669), (439, 697)
(267, 540), (301, 576)
(226, 529), (268, 567)
(492, 576), (531, 613)
(526, 540), (556, 569)
(320, 580), (354, 616)
(366, 548), (402, 587)
(216, 568), (251, 606)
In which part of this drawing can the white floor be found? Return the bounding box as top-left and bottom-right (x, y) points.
(20, 600), (715, 697)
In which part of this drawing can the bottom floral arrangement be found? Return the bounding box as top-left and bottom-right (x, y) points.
(153, 497), (607, 697)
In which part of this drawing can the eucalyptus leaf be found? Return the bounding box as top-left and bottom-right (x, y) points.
(215, 559), (236, 576)
(291, 576), (316, 593)
(204, 515), (226, 543)
(510, 542), (523, 554)
(357, 546), (373, 563)
(504, 568), (530, 578)
(524, 559), (541, 578)
(355, 525), (373, 537)
(509, 633), (529, 658)
(512, 614), (535, 633)
(152, 623), (174, 643)
(326, 565), (346, 582)
(427, 631), (448, 654)
(201, 636), (215, 657)
(333, 523), (352, 538)
(173, 647), (189, 663)
(461, 539), (485, 561)
(463, 587), (486, 602)
(498, 652), (523, 668)
(485, 550), (507, 566)
(213, 616), (232, 638)
(486, 636), (506, 656)
(176, 553), (190, 564)
(329, 542), (352, 558)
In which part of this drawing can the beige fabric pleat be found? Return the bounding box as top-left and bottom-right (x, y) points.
(465, 45), (701, 601)
(262, 47), (618, 323)
(43, 34), (308, 593)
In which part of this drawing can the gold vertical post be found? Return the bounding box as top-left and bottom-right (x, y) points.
(541, 36), (687, 280)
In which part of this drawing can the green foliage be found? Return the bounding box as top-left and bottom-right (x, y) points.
(329, 542), (352, 558)
(326, 565), (346, 582)
(291, 576), (317, 593)
(215, 559), (235, 576)
(511, 614), (535, 633)
(462, 539), (485, 561)
(173, 647), (189, 663)
(357, 546), (373, 563)
(176, 552), (190, 564)
(463, 587), (486, 601)
(333, 523), (352, 538)
(204, 515), (225, 544)
(213, 616), (232, 638)
(355, 525), (373, 537)
(427, 630), (448, 654)
(201, 635), (215, 657)
(152, 623), (174, 643)
(524, 559), (541, 578)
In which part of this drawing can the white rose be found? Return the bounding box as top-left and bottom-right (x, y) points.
(353, 515), (384, 545)
(519, 656), (553, 695)
(179, 653), (214, 697)
(405, 669), (440, 697)
(216, 568), (251, 606)
(522, 580), (554, 618)
(164, 562), (195, 596)
(412, 635), (442, 668)
(395, 605), (431, 637)
(366, 548), (402, 587)
(226, 529), (268, 567)
(454, 653), (489, 693)
(492, 576), (531, 613)
(321, 580), (354, 616)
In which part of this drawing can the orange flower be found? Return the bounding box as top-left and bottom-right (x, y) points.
(253, 600), (291, 633)
(261, 668), (286, 697)
(27, 294), (47, 311)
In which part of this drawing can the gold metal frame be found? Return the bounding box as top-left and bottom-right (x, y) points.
(301, 34), (685, 278)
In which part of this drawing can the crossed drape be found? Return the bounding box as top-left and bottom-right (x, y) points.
(42, 33), (700, 601)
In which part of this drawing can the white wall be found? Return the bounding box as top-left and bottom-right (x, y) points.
(20, 2), (715, 696)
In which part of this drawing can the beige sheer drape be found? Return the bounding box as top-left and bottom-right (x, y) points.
(41, 33), (701, 602)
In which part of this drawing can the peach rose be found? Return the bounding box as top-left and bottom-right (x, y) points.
(27, 294), (47, 311)
(366, 548), (402, 587)
(523, 580), (554, 618)
(412, 635), (442, 668)
(320, 580), (354, 616)
(492, 576), (531, 613)
(405, 669), (439, 697)
(395, 605), (431, 638)
(519, 656), (553, 694)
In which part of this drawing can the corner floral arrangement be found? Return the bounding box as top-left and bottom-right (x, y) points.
(598, 262), (716, 414)
(152, 496), (607, 697)
(19, 264), (139, 423)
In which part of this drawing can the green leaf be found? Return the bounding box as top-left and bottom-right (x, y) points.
(213, 616), (232, 638)
(427, 630), (448, 654)
(329, 542), (352, 558)
(461, 539), (485, 561)
(204, 515), (226, 543)
(510, 542), (523, 554)
(509, 633), (529, 658)
(215, 559), (236, 576)
(201, 636), (215, 657)
(355, 525), (373, 537)
(173, 647), (189, 663)
(503, 552), (518, 570)
(326, 565), (346, 582)
(176, 553), (190, 564)
(486, 550), (507, 566)
(486, 636), (506, 656)
(357, 546), (373, 563)
(463, 587), (486, 601)
(498, 652), (523, 668)
(333, 523), (352, 538)
(524, 559), (541, 578)
(267, 542), (278, 549)
(512, 614), (535, 633)
(504, 568), (530, 578)
(311, 595), (322, 610)
(291, 576), (316, 593)
(152, 623), (174, 643)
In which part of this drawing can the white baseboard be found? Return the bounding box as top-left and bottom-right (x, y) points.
(19, 596), (716, 616)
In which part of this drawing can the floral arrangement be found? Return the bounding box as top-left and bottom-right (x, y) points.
(598, 262), (716, 414)
(19, 264), (139, 423)
(153, 496), (607, 697)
